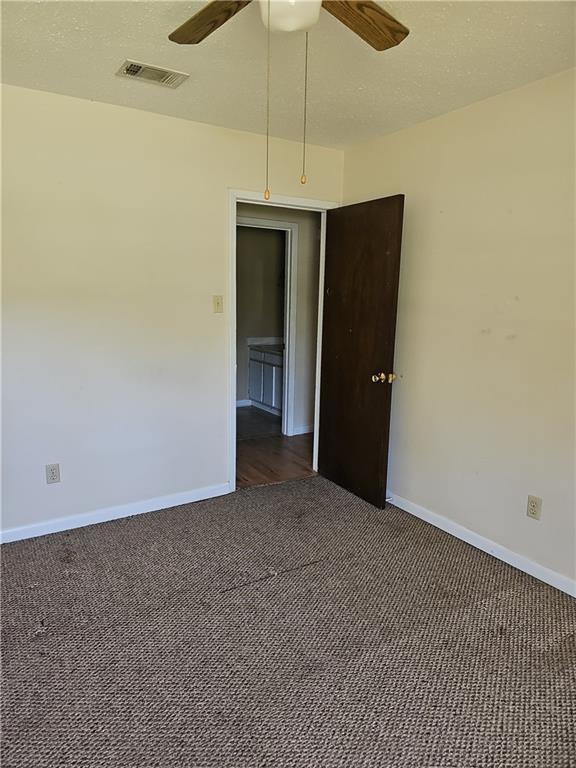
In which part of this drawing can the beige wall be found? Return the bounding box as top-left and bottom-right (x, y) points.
(3, 72), (574, 586)
(236, 226), (285, 401)
(343, 70), (575, 580)
(238, 204), (321, 432)
(1, 84), (343, 532)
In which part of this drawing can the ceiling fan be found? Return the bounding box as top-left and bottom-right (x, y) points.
(169, 0), (409, 52)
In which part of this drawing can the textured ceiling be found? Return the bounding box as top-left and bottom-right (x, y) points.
(1, 1), (574, 147)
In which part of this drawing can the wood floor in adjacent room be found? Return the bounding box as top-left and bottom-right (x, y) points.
(236, 406), (315, 489)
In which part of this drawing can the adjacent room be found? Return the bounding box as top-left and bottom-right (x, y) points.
(1, 1), (575, 766)
(235, 203), (321, 488)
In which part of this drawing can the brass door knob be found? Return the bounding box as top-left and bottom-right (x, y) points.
(371, 372), (397, 384)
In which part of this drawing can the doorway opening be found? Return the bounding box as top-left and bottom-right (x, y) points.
(229, 191), (404, 509)
(235, 203), (322, 489)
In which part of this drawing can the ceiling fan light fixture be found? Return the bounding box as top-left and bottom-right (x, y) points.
(258, 0), (321, 33)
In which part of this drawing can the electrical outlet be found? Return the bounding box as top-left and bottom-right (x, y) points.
(46, 463), (61, 484)
(526, 495), (542, 520)
(213, 295), (224, 314)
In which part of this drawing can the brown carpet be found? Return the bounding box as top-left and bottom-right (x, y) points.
(1, 476), (575, 767)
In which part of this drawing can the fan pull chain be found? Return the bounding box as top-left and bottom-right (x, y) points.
(264, 0), (271, 200)
(301, 31), (309, 185)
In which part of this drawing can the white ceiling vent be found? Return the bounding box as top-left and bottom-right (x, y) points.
(116, 60), (189, 89)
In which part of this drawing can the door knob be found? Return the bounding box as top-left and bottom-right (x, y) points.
(371, 372), (397, 384)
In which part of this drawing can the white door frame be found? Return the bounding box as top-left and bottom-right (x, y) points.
(228, 189), (339, 490)
(237, 215), (299, 437)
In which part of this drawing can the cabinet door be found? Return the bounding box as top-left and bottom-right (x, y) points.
(273, 366), (283, 410)
(262, 364), (274, 407)
(248, 360), (264, 402)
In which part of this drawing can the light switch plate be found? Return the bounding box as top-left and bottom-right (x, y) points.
(46, 463), (61, 484)
(213, 295), (224, 314)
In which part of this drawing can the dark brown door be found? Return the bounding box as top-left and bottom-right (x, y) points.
(318, 195), (404, 508)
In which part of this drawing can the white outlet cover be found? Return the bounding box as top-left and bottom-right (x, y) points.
(527, 495), (542, 520)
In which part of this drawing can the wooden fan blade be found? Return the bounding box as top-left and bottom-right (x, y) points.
(169, 0), (252, 44)
(322, 1), (409, 51)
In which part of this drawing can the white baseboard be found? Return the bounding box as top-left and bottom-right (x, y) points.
(236, 400), (282, 416)
(0, 482), (234, 544)
(291, 424), (313, 436)
(388, 492), (576, 598)
(252, 402), (281, 416)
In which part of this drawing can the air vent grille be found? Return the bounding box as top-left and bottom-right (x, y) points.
(116, 60), (189, 89)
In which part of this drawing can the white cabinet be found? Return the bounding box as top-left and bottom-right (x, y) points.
(248, 346), (283, 414)
(273, 366), (283, 409)
(263, 364), (274, 407)
(248, 360), (263, 403)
